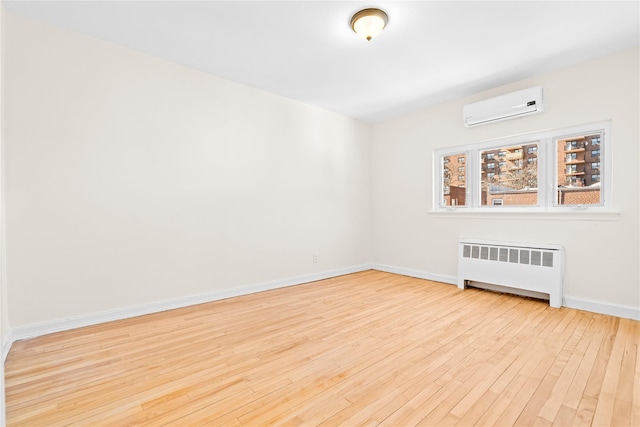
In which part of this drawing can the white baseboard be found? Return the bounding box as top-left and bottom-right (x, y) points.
(12, 264), (375, 342)
(372, 263), (639, 320)
(8, 264), (639, 344)
(564, 296), (640, 320)
(2, 329), (12, 363)
(371, 263), (457, 285)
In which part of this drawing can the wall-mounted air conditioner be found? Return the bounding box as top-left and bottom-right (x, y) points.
(463, 86), (544, 127)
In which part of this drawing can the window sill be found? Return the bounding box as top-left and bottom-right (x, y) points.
(427, 210), (621, 221)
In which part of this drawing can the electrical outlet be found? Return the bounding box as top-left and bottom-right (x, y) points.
(313, 253), (319, 263)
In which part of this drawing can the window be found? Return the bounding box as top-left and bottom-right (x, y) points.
(566, 140), (581, 150)
(434, 121), (610, 211)
(440, 153), (467, 207)
(480, 144), (537, 207)
(566, 176), (581, 186)
(556, 132), (604, 206)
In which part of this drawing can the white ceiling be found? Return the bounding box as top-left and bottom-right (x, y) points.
(4, 1), (639, 122)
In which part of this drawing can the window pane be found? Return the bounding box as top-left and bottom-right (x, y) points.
(480, 144), (538, 206)
(556, 132), (602, 205)
(442, 153), (467, 207)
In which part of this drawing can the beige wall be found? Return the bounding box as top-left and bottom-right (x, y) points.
(4, 12), (372, 328)
(372, 48), (640, 314)
(1, 2), (7, 423)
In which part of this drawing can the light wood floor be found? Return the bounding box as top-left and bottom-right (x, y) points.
(5, 270), (640, 426)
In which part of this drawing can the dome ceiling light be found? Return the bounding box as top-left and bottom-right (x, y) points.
(350, 8), (388, 41)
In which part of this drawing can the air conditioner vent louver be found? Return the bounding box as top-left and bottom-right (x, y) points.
(462, 244), (554, 268)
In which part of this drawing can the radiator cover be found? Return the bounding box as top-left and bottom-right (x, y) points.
(457, 239), (565, 307)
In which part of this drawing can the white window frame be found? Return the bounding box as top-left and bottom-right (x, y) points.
(433, 121), (612, 213)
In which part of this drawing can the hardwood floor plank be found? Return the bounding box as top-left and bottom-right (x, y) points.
(5, 270), (639, 426)
(591, 316), (629, 426)
(611, 319), (638, 427)
(632, 332), (640, 427)
(533, 314), (592, 423)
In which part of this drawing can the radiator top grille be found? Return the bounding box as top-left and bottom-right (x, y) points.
(462, 244), (554, 267)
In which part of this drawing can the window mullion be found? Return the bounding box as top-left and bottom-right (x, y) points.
(469, 149), (478, 208)
(537, 137), (549, 209)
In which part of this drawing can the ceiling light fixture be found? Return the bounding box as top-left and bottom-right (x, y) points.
(350, 8), (388, 41)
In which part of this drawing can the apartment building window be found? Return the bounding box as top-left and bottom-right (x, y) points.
(458, 157), (465, 163)
(566, 140), (580, 150)
(434, 121), (611, 211)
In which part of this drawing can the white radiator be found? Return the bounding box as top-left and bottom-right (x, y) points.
(457, 239), (564, 307)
